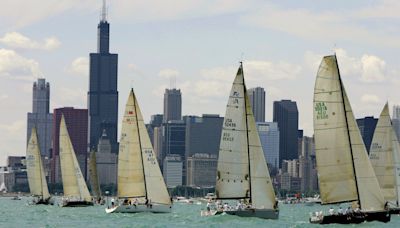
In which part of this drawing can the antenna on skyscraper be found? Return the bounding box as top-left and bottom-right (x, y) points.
(101, 0), (107, 22)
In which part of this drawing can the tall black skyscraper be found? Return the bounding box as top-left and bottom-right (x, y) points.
(356, 116), (378, 154)
(88, 1), (118, 153)
(273, 100), (299, 167)
(163, 88), (182, 123)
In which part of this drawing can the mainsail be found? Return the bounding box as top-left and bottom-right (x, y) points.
(370, 103), (400, 206)
(117, 89), (171, 205)
(313, 55), (385, 211)
(89, 150), (101, 200)
(26, 127), (50, 200)
(216, 63), (276, 209)
(59, 115), (92, 202)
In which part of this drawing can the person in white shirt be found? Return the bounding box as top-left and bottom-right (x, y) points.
(329, 207), (334, 215)
(338, 207), (343, 215)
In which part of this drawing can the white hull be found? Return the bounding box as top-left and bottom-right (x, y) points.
(105, 204), (172, 213)
(201, 208), (279, 219)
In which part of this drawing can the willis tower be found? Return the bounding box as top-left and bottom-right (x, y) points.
(88, 0), (118, 153)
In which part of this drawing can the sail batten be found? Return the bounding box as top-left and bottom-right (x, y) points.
(26, 127), (50, 200)
(59, 115), (92, 202)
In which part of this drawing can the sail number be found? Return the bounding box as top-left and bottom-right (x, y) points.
(144, 149), (156, 165)
(315, 102), (328, 120)
(223, 132), (234, 142)
(224, 119), (236, 128)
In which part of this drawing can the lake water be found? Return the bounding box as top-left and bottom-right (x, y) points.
(0, 197), (399, 227)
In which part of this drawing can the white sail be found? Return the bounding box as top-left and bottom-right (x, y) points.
(133, 91), (171, 205)
(59, 115), (92, 202)
(370, 103), (397, 203)
(89, 151), (101, 199)
(314, 55), (385, 211)
(216, 66), (250, 199)
(393, 128), (400, 207)
(313, 55), (358, 204)
(117, 90), (146, 198)
(343, 89), (385, 211)
(246, 93), (276, 209)
(26, 127), (50, 200)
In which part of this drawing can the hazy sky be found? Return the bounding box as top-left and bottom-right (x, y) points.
(0, 0), (399, 165)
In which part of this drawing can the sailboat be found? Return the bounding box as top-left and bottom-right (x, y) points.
(310, 55), (390, 224)
(202, 63), (278, 219)
(89, 149), (102, 204)
(26, 127), (51, 204)
(105, 89), (172, 213)
(369, 103), (400, 214)
(59, 115), (93, 207)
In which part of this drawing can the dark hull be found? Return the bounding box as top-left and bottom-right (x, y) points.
(310, 211), (390, 224)
(389, 208), (400, 215)
(62, 201), (94, 207)
(34, 199), (51, 205)
(225, 208), (279, 220)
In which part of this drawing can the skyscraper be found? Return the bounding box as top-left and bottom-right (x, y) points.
(27, 78), (53, 158)
(51, 107), (88, 183)
(163, 88), (182, 123)
(185, 114), (223, 158)
(356, 116), (378, 153)
(393, 105), (400, 119)
(88, 1), (118, 153)
(273, 100), (299, 167)
(392, 105), (400, 140)
(248, 87), (266, 122)
(256, 122), (280, 170)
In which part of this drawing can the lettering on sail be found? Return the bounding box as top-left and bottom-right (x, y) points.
(223, 132), (234, 142)
(224, 118), (236, 128)
(315, 102), (328, 120)
(144, 149), (156, 165)
(369, 142), (382, 159)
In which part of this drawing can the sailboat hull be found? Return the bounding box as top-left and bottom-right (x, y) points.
(310, 211), (390, 224)
(60, 199), (94, 207)
(105, 204), (172, 214)
(389, 207), (400, 215)
(225, 208), (279, 219)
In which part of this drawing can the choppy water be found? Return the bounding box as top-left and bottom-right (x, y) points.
(0, 197), (399, 227)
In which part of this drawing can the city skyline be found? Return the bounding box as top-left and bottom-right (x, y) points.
(1, 0), (400, 165)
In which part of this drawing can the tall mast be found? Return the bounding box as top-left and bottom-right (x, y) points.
(335, 55), (361, 208)
(133, 89), (148, 200)
(242, 62), (252, 203)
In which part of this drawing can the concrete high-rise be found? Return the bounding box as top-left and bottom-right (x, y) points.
(51, 107), (88, 183)
(392, 105), (400, 140)
(393, 105), (400, 119)
(248, 87), (266, 122)
(356, 116), (378, 153)
(163, 88), (182, 123)
(273, 100), (298, 167)
(88, 1), (118, 153)
(27, 79), (53, 158)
